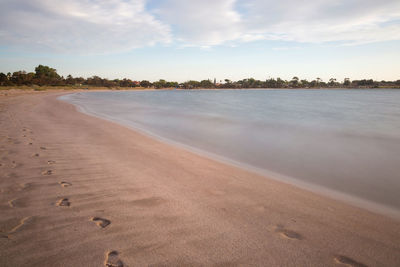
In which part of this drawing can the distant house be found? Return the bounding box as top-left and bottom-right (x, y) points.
(132, 81), (140, 86)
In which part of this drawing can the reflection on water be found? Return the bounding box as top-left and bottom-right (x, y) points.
(61, 89), (400, 215)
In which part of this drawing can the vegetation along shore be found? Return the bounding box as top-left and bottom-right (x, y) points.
(1, 65), (399, 90)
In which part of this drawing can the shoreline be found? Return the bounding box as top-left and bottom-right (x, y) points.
(61, 91), (400, 220)
(1, 91), (399, 266)
(1, 86), (400, 93)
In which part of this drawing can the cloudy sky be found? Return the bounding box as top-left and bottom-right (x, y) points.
(0, 0), (399, 82)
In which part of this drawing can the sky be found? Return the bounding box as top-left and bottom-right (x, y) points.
(0, 0), (399, 82)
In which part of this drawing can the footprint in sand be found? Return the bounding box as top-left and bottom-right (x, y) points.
(3, 216), (33, 239)
(91, 217), (111, 228)
(334, 255), (368, 267)
(47, 160), (56, 165)
(32, 153), (39, 157)
(56, 198), (70, 207)
(42, 170), (53, 175)
(275, 225), (303, 240)
(11, 161), (17, 168)
(40, 147), (46, 150)
(8, 198), (29, 208)
(19, 183), (33, 191)
(8, 198), (18, 207)
(105, 251), (123, 267)
(59, 181), (72, 187)
(8, 199), (16, 207)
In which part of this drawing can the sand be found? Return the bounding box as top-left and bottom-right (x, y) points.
(0, 91), (399, 267)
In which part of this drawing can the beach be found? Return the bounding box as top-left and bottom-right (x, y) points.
(1, 91), (399, 266)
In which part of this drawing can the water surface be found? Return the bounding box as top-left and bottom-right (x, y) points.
(60, 89), (400, 217)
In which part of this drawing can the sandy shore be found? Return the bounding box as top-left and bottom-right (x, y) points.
(0, 91), (399, 267)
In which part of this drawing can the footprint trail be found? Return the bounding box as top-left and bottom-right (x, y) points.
(56, 198), (71, 207)
(91, 217), (111, 228)
(105, 251), (123, 267)
(334, 255), (368, 267)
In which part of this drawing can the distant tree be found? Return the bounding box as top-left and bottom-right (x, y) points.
(300, 79), (309, 87)
(321, 82), (328, 87)
(200, 79), (214, 88)
(113, 79), (121, 86)
(343, 78), (351, 87)
(119, 78), (134, 87)
(290, 76), (299, 87)
(309, 80), (318, 88)
(34, 65), (61, 85)
(10, 71), (35, 85)
(103, 79), (116, 88)
(366, 79), (374, 86)
(248, 78), (256, 88)
(0, 72), (9, 86)
(35, 65), (59, 79)
(276, 77), (285, 88)
(224, 78), (235, 88)
(86, 76), (103, 86)
(153, 79), (166, 89)
(354, 79), (375, 87)
(74, 77), (85, 85)
(329, 78), (337, 86)
(65, 75), (75, 85)
(182, 80), (200, 89)
(140, 80), (152, 88)
(265, 78), (277, 88)
(165, 81), (178, 88)
(238, 78), (262, 88)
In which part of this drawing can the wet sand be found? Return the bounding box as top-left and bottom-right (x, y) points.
(0, 91), (399, 266)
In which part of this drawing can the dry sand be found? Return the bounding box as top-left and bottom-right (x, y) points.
(0, 91), (399, 267)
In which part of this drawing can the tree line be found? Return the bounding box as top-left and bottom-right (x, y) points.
(1, 65), (399, 89)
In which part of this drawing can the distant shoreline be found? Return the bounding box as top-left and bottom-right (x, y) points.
(1, 65), (399, 89)
(1, 85), (399, 92)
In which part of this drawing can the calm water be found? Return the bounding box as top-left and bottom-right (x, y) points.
(60, 89), (400, 216)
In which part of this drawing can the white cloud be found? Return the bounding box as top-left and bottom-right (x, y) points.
(0, 0), (171, 53)
(0, 0), (399, 53)
(153, 0), (242, 46)
(152, 0), (400, 46)
(240, 0), (400, 45)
